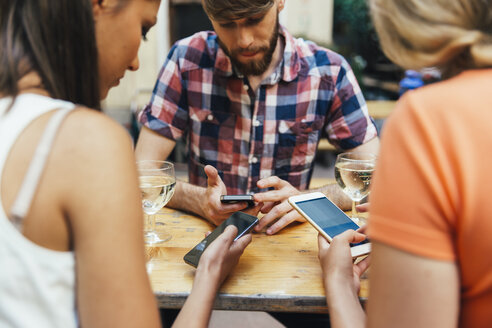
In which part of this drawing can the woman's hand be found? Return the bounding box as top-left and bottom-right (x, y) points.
(173, 225), (252, 328)
(195, 225), (252, 288)
(318, 230), (370, 328)
(318, 230), (370, 296)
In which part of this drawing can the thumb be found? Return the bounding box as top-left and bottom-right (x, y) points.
(204, 165), (221, 187)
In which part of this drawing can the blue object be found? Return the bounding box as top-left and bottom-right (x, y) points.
(399, 70), (424, 96)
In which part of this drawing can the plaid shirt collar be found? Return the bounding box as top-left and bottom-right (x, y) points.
(214, 25), (300, 83)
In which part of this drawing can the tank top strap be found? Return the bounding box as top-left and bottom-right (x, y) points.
(9, 107), (75, 231)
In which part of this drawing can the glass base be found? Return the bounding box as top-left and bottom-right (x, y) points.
(144, 231), (172, 245)
(350, 216), (368, 226)
(351, 216), (361, 225)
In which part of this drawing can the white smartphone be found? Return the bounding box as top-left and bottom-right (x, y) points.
(289, 192), (371, 258)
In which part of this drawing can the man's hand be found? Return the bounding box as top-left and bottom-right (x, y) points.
(200, 165), (262, 225)
(252, 176), (305, 235)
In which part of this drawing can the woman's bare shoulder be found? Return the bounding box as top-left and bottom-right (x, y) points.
(56, 106), (134, 160)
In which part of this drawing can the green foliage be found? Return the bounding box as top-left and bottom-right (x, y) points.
(333, 0), (373, 39)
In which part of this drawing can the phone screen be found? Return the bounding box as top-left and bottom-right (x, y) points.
(183, 212), (258, 267)
(295, 197), (361, 238)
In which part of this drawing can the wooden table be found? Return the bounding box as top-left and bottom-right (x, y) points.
(146, 208), (368, 313)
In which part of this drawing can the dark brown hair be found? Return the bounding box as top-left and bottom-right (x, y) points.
(0, 0), (102, 109)
(202, 0), (275, 21)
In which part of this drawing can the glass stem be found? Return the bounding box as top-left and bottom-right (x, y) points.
(352, 200), (358, 220)
(149, 214), (156, 232)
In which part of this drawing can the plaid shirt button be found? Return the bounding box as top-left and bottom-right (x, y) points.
(253, 120), (261, 127)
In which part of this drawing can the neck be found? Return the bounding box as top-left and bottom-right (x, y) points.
(247, 36), (284, 90)
(17, 72), (50, 97)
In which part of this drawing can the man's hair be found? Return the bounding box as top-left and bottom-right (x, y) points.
(202, 0), (275, 21)
(370, 0), (492, 77)
(0, 0), (131, 109)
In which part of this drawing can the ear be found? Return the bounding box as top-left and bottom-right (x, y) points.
(92, 0), (108, 19)
(278, 0), (285, 11)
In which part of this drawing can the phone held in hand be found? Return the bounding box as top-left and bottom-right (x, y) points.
(183, 211), (259, 268)
(220, 194), (255, 208)
(288, 192), (371, 258)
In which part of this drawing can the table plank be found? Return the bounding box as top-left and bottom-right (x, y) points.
(147, 208), (368, 313)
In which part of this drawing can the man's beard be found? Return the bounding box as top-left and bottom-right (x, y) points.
(219, 16), (279, 76)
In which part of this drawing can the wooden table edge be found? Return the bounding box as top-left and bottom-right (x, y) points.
(155, 292), (368, 313)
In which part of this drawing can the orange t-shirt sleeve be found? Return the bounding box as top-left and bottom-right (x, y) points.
(368, 93), (458, 261)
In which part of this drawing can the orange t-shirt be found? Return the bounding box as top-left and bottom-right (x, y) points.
(369, 69), (492, 327)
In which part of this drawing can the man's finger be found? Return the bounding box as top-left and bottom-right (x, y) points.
(256, 176), (283, 189)
(265, 210), (299, 235)
(204, 165), (221, 187)
(254, 189), (291, 203)
(255, 201), (291, 231)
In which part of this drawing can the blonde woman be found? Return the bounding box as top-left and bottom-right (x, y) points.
(318, 1), (492, 327)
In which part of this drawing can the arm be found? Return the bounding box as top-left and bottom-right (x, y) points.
(367, 242), (459, 328)
(172, 226), (252, 328)
(318, 230), (370, 328)
(136, 127), (259, 225)
(64, 111), (160, 327)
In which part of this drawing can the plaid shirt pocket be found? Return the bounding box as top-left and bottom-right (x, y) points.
(275, 118), (323, 175)
(189, 107), (236, 172)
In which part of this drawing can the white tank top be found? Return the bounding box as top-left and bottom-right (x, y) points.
(0, 94), (77, 328)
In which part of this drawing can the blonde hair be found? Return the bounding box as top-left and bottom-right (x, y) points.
(370, 0), (492, 76)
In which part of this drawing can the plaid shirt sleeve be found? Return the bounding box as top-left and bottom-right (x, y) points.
(325, 57), (378, 150)
(138, 44), (189, 141)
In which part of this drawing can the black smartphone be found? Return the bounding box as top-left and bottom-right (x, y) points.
(220, 194), (255, 208)
(183, 211), (259, 268)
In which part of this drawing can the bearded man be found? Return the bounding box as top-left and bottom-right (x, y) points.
(136, 0), (379, 234)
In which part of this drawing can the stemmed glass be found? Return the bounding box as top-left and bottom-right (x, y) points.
(334, 152), (377, 223)
(137, 160), (176, 245)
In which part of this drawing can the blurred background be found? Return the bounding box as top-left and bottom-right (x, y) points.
(102, 0), (403, 130)
(103, 0), (442, 186)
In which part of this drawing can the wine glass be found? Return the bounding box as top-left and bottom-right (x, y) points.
(334, 152), (376, 223)
(137, 160), (176, 245)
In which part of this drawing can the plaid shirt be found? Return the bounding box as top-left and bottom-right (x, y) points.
(139, 26), (377, 194)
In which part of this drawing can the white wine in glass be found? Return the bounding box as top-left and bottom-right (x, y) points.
(137, 160), (176, 245)
(334, 152), (376, 222)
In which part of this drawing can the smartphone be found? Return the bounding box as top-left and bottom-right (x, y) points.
(183, 211), (259, 267)
(220, 194), (255, 208)
(288, 192), (371, 258)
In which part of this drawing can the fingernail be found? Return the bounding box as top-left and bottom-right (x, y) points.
(266, 228), (272, 235)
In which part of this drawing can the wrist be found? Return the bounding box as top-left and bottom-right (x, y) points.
(325, 272), (359, 307)
(192, 269), (221, 300)
(170, 181), (208, 218)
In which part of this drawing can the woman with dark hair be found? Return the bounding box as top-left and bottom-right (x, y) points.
(0, 1), (251, 327)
